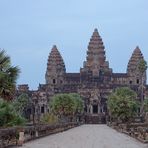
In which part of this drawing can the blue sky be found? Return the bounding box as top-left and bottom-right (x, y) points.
(0, 0), (148, 89)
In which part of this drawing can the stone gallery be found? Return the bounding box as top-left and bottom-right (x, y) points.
(17, 29), (148, 123)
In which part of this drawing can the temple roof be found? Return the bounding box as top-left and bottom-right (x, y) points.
(112, 73), (128, 78)
(127, 46), (144, 73)
(82, 28), (110, 72)
(47, 45), (65, 69)
(88, 28), (105, 52)
(65, 73), (80, 82)
(45, 45), (66, 84)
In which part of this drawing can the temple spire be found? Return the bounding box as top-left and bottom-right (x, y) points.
(81, 28), (111, 76)
(45, 45), (66, 84)
(127, 46), (144, 74)
(127, 46), (147, 85)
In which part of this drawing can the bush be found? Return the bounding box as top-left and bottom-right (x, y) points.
(108, 87), (139, 123)
(70, 93), (84, 114)
(41, 113), (58, 124)
(0, 99), (26, 127)
(50, 94), (75, 117)
(50, 93), (84, 121)
(13, 93), (30, 116)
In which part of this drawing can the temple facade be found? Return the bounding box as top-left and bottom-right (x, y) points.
(17, 29), (148, 123)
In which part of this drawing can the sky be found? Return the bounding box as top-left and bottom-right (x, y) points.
(0, 0), (148, 90)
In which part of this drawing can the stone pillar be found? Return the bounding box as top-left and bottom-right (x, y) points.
(18, 131), (25, 146)
(90, 105), (93, 114)
(98, 104), (100, 114)
(0, 135), (3, 148)
(87, 105), (89, 113)
(35, 131), (39, 137)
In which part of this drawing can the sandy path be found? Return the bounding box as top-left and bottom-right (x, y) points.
(22, 125), (147, 148)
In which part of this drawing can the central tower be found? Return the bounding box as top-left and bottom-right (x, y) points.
(81, 28), (111, 76)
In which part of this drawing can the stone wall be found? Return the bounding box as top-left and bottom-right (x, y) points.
(108, 122), (148, 143)
(0, 122), (80, 147)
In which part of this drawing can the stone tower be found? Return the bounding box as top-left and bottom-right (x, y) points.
(81, 28), (111, 76)
(45, 45), (66, 85)
(127, 46), (146, 85)
(17, 28), (148, 124)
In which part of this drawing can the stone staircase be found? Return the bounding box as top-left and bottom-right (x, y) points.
(85, 114), (106, 124)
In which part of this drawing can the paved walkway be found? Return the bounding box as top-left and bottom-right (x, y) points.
(22, 125), (148, 148)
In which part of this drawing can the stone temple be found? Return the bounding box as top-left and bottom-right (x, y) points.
(17, 28), (148, 123)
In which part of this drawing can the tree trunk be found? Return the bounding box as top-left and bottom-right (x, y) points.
(140, 74), (144, 115)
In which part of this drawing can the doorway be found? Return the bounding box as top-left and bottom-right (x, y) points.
(93, 105), (98, 114)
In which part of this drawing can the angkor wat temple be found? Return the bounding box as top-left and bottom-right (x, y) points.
(17, 29), (148, 123)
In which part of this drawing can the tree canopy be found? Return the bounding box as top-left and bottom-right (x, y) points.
(137, 59), (147, 114)
(138, 59), (148, 75)
(0, 50), (20, 101)
(50, 93), (83, 120)
(13, 93), (30, 116)
(70, 93), (84, 114)
(0, 98), (25, 127)
(107, 87), (139, 123)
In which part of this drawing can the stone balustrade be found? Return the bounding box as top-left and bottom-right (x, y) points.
(0, 122), (80, 147)
(108, 122), (148, 143)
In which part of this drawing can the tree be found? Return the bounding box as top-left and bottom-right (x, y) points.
(50, 94), (75, 118)
(70, 93), (84, 115)
(107, 87), (139, 123)
(0, 98), (25, 127)
(144, 98), (148, 113)
(143, 98), (148, 122)
(0, 50), (20, 101)
(13, 93), (30, 117)
(50, 93), (83, 122)
(138, 59), (148, 114)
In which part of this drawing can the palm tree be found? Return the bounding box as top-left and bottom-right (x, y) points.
(107, 87), (139, 123)
(0, 49), (20, 101)
(0, 98), (25, 127)
(138, 59), (147, 114)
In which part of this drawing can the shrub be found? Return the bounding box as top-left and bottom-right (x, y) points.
(0, 99), (26, 127)
(50, 93), (84, 121)
(41, 113), (58, 124)
(107, 87), (139, 123)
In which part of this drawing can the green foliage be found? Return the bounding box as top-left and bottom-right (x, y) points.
(108, 87), (139, 123)
(0, 50), (20, 101)
(13, 93), (30, 115)
(50, 93), (83, 119)
(144, 98), (148, 112)
(41, 113), (58, 124)
(70, 93), (84, 114)
(0, 99), (26, 127)
(138, 59), (148, 74)
(50, 94), (75, 117)
(137, 59), (147, 114)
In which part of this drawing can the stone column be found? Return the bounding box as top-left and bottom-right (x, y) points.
(90, 105), (93, 114)
(35, 131), (39, 137)
(18, 131), (25, 146)
(98, 104), (100, 114)
(87, 105), (89, 113)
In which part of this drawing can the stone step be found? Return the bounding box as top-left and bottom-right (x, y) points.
(85, 115), (106, 124)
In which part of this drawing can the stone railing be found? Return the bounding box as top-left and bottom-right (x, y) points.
(0, 122), (80, 147)
(108, 122), (148, 143)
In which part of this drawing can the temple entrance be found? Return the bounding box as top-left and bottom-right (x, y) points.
(93, 105), (98, 114)
(85, 90), (106, 124)
(85, 103), (107, 124)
